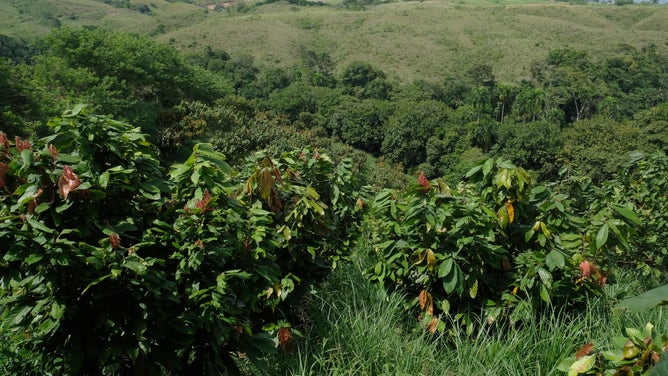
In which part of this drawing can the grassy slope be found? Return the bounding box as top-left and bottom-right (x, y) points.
(0, 0), (667, 83)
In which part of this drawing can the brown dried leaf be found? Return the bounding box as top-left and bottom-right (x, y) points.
(428, 317), (439, 334)
(576, 342), (595, 360)
(419, 289), (427, 310)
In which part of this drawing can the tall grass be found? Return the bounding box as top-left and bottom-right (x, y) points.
(270, 254), (667, 376)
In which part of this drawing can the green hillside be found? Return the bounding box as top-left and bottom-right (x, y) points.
(1, 0), (667, 82)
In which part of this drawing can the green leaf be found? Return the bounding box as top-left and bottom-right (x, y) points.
(612, 204), (641, 226)
(469, 279), (478, 299)
(122, 259), (147, 275)
(24, 253), (44, 265)
(99, 171), (110, 189)
(650, 352), (668, 376)
(595, 223), (609, 249)
(568, 354), (595, 376)
(545, 250), (565, 270)
(438, 258), (454, 278)
(443, 262), (462, 294)
(537, 267), (552, 287)
(556, 356), (576, 372)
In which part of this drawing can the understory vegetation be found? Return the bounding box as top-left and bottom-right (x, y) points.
(1, 7), (667, 375)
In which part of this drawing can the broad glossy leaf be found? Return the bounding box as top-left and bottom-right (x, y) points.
(595, 223), (609, 249)
(443, 262), (462, 294)
(437, 257), (453, 278)
(122, 259), (147, 275)
(545, 250), (565, 270)
(650, 351), (668, 376)
(616, 285), (668, 312)
(612, 204), (641, 226)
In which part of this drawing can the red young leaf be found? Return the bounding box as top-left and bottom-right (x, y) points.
(576, 343), (595, 360)
(109, 232), (121, 248)
(579, 260), (591, 278)
(14, 136), (32, 152)
(195, 189), (212, 211)
(0, 132), (9, 152)
(58, 166), (81, 199)
(278, 327), (292, 347)
(0, 162), (8, 188)
(48, 144), (59, 162)
(418, 171), (430, 191)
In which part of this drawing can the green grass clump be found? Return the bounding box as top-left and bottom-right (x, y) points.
(269, 254), (667, 376)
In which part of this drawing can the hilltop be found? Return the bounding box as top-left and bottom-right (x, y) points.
(0, 0), (667, 83)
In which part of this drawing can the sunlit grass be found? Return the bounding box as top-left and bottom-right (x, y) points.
(268, 253), (667, 375)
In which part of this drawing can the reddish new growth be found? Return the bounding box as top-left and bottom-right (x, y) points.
(277, 327), (293, 352)
(48, 144), (59, 162)
(109, 232), (121, 248)
(0, 132), (10, 153)
(0, 162), (8, 189)
(14, 136), (32, 152)
(418, 171), (431, 191)
(579, 260), (606, 286)
(58, 166), (81, 199)
(195, 189), (212, 211)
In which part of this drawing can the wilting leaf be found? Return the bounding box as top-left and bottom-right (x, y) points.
(576, 343), (595, 360)
(58, 166), (81, 199)
(426, 249), (436, 272)
(505, 201), (515, 224)
(419, 289), (427, 310)
(568, 354), (595, 376)
(623, 340), (639, 359)
(428, 316), (439, 334)
(419, 290), (433, 315)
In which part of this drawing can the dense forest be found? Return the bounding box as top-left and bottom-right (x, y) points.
(1, 3), (668, 374)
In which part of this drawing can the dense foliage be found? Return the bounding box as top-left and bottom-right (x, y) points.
(0, 107), (362, 374)
(0, 23), (667, 374)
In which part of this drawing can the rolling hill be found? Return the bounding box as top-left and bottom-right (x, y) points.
(0, 0), (667, 83)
